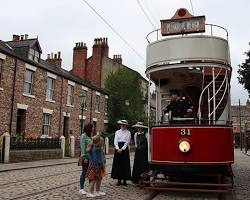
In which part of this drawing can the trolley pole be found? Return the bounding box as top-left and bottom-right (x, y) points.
(239, 99), (242, 151)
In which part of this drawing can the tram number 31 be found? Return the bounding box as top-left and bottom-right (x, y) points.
(180, 129), (191, 136)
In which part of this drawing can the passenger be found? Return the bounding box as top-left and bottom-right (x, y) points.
(111, 120), (131, 186)
(131, 122), (148, 184)
(162, 89), (193, 123)
(79, 123), (93, 195)
(86, 135), (106, 198)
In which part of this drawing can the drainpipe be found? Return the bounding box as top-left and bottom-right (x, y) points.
(58, 77), (64, 137)
(90, 89), (93, 122)
(9, 58), (18, 135)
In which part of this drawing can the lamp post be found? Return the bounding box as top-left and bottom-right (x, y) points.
(79, 91), (86, 135)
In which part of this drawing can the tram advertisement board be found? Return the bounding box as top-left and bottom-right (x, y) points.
(161, 16), (205, 36)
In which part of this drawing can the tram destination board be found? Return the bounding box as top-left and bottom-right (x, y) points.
(161, 16), (205, 36)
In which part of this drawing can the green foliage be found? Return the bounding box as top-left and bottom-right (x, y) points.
(238, 47), (250, 97)
(104, 68), (147, 134)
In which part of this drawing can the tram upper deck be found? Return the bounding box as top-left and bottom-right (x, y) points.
(146, 8), (232, 125)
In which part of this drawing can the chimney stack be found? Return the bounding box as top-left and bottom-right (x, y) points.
(72, 42), (88, 80)
(113, 54), (122, 64)
(46, 51), (62, 67)
(12, 34), (20, 41)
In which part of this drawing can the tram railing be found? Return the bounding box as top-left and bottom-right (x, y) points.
(146, 24), (229, 43)
(198, 67), (229, 124)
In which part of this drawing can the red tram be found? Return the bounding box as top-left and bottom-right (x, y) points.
(142, 8), (234, 193)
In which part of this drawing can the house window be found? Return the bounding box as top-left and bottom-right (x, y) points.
(42, 113), (51, 135)
(23, 69), (34, 94)
(95, 95), (100, 112)
(0, 59), (3, 85)
(28, 48), (40, 62)
(67, 84), (74, 105)
(81, 90), (87, 109)
(46, 77), (54, 100)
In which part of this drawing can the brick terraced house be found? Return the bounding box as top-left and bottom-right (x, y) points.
(0, 34), (109, 139)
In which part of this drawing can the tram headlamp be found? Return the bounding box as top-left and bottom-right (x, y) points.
(179, 140), (191, 153)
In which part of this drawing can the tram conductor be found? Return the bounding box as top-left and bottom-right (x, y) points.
(162, 89), (194, 123)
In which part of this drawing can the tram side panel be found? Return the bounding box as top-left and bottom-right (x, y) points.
(150, 126), (234, 164)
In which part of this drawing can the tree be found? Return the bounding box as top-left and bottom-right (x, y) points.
(238, 45), (250, 97)
(104, 68), (146, 135)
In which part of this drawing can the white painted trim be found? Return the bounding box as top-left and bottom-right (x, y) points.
(17, 103), (28, 110)
(105, 95), (109, 99)
(0, 53), (6, 60)
(63, 112), (70, 117)
(95, 111), (101, 114)
(0, 87), (3, 91)
(47, 72), (57, 79)
(43, 108), (53, 114)
(79, 115), (86, 120)
(82, 86), (88, 91)
(66, 104), (74, 108)
(46, 98), (55, 103)
(68, 80), (75, 86)
(25, 63), (37, 71)
(95, 91), (101, 96)
(93, 118), (98, 122)
(23, 93), (35, 99)
(104, 120), (109, 123)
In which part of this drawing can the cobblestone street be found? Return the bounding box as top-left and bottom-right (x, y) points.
(0, 150), (249, 200)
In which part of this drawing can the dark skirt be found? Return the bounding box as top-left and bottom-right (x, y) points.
(131, 147), (148, 183)
(111, 142), (131, 180)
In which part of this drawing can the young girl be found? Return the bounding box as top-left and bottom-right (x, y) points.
(86, 135), (106, 198)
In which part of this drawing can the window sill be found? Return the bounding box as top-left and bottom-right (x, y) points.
(23, 93), (35, 98)
(0, 87), (3, 91)
(46, 98), (56, 103)
(40, 135), (52, 139)
(95, 111), (101, 114)
(66, 104), (74, 108)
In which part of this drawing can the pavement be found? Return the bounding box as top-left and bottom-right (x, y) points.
(0, 154), (114, 172)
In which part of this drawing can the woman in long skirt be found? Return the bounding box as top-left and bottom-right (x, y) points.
(111, 120), (131, 186)
(131, 122), (148, 184)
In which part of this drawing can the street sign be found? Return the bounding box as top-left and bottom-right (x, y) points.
(161, 8), (205, 36)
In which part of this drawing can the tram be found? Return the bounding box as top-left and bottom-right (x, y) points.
(142, 8), (234, 193)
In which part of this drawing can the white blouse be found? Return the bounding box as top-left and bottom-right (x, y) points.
(114, 129), (131, 150)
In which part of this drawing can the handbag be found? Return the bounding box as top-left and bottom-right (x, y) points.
(78, 156), (84, 166)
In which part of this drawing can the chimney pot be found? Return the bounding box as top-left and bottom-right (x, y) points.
(47, 54), (50, 59)
(24, 34), (28, 40)
(58, 52), (61, 59)
(20, 35), (24, 40)
(54, 54), (57, 59)
(12, 34), (20, 41)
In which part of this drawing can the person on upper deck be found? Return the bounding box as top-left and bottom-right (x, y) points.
(162, 89), (194, 122)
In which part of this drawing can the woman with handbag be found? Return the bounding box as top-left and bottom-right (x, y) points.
(79, 123), (94, 195)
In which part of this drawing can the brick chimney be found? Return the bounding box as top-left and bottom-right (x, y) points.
(72, 42), (87, 80)
(113, 54), (122, 64)
(12, 34), (20, 41)
(46, 52), (62, 67)
(87, 38), (108, 87)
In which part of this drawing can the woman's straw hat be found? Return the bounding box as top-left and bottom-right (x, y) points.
(117, 119), (129, 126)
(132, 122), (148, 129)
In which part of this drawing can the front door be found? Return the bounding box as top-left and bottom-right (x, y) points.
(63, 116), (69, 139)
(16, 109), (26, 138)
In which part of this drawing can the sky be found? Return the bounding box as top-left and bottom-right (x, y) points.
(0, 0), (249, 105)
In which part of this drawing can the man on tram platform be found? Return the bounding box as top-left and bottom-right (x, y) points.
(162, 89), (194, 124)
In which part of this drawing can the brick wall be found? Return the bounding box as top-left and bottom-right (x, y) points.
(0, 52), (107, 139)
(0, 55), (15, 133)
(9, 149), (62, 162)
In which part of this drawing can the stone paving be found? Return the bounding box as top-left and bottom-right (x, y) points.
(0, 150), (249, 200)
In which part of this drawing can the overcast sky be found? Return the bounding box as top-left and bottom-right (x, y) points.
(0, 0), (249, 105)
